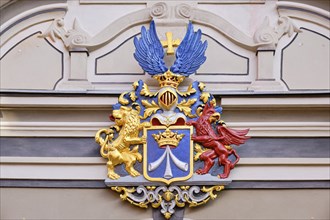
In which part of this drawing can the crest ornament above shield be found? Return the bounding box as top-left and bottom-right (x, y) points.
(95, 20), (250, 219)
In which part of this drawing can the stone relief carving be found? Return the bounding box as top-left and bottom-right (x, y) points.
(175, 3), (193, 19)
(41, 18), (90, 49)
(0, 3), (68, 47)
(253, 16), (301, 49)
(150, 2), (168, 19)
(41, 2), (301, 52)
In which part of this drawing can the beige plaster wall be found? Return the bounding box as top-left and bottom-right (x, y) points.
(0, 33), (63, 90)
(282, 29), (330, 90)
(1, 188), (329, 220)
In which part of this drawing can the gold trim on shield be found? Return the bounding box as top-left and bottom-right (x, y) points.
(143, 126), (194, 185)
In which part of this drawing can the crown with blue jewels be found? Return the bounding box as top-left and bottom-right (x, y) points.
(133, 20), (208, 87)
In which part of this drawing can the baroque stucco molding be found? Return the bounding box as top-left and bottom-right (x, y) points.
(41, 18), (91, 50)
(277, 1), (330, 29)
(41, 2), (172, 50)
(175, 3), (301, 50)
(41, 3), (160, 50)
(0, 3), (68, 47)
(253, 16), (301, 49)
(41, 2), (301, 51)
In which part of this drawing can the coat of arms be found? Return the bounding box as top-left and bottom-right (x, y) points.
(95, 21), (250, 219)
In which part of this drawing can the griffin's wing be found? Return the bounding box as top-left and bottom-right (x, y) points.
(133, 21), (168, 75)
(170, 23), (207, 76)
(217, 125), (250, 146)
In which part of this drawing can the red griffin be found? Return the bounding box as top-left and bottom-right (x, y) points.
(186, 103), (250, 178)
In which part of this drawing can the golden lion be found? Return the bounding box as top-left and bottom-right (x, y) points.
(95, 106), (150, 179)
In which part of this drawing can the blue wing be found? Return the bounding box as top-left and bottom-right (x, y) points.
(170, 23), (207, 76)
(133, 21), (168, 75)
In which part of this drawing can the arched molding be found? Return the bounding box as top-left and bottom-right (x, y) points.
(41, 2), (301, 52)
(176, 4), (301, 51)
(0, 0), (17, 9)
(0, 3), (68, 47)
(277, 1), (330, 29)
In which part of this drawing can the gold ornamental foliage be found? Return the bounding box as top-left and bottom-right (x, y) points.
(119, 92), (130, 105)
(198, 82), (205, 91)
(200, 92), (210, 103)
(130, 91), (137, 102)
(177, 84), (196, 97)
(141, 100), (160, 119)
(140, 83), (158, 97)
(177, 99), (197, 118)
(132, 81), (139, 90)
(210, 98), (216, 106)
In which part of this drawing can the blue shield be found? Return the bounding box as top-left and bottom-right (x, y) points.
(143, 126), (193, 184)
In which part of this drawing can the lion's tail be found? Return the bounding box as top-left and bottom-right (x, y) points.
(95, 128), (114, 158)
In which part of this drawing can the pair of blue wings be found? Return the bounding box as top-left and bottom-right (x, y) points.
(133, 21), (207, 77)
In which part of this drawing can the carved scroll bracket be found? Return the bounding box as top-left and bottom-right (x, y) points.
(253, 16), (302, 50)
(41, 17), (90, 50)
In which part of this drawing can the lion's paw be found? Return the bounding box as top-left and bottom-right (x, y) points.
(108, 171), (120, 180)
(129, 169), (141, 177)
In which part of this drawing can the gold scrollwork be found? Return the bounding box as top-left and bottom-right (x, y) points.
(111, 186), (150, 208)
(151, 194), (162, 208)
(111, 186), (136, 200)
(201, 185), (225, 199)
(111, 185), (224, 219)
(175, 194), (186, 208)
(187, 197), (210, 207)
(176, 185), (224, 208)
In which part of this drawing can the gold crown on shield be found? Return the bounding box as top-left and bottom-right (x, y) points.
(152, 128), (185, 147)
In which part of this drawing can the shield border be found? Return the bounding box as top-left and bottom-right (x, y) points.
(143, 125), (194, 185)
